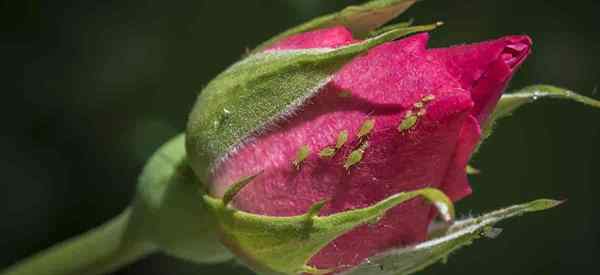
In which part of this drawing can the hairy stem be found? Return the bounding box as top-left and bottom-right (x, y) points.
(1, 208), (156, 275)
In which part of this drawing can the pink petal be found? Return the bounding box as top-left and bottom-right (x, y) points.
(266, 26), (357, 51)
(428, 35), (532, 123)
(440, 114), (481, 202)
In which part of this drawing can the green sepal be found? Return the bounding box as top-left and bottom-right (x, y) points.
(132, 134), (232, 264)
(342, 199), (562, 275)
(492, 84), (600, 121)
(367, 19), (414, 37)
(476, 84), (600, 152)
(187, 23), (442, 183)
(465, 165), (480, 175)
(252, 0), (418, 53)
(203, 187), (454, 275)
(222, 172), (263, 206)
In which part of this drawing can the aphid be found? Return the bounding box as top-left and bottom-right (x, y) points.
(337, 90), (352, 98)
(318, 147), (336, 158)
(422, 94), (436, 102)
(398, 115), (418, 132)
(292, 145), (310, 170)
(413, 101), (424, 108)
(357, 119), (375, 139)
(336, 130), (349, 149)
(344, 142), (368, 170)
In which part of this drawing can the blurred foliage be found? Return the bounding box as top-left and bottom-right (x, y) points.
(2, 0), (599, 274)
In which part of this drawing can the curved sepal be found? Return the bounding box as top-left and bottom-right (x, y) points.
(253, 0), (418, 53)
(187, 23), (442, 182)
(341, 199), (562, 275)
(493, 84), (600, 121)
(202, 186), (454, 275)
(132, 134), (232, 264)
(477, 84), (600, 151)
(487, 85), (600, 133)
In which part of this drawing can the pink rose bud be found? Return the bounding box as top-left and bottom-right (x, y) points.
(207, 27), (531, 270)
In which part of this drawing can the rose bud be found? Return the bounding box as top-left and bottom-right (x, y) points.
(3, 2), (599, 275)
(187, 23), (530, 273)
(185, 1), (598, 275)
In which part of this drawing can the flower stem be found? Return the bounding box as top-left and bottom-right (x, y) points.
(1, 208), (156, 275)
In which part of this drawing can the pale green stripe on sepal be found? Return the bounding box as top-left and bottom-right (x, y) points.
(202, 187), (454, 275)
(186, 23), (441, 182)
(342, 199), (562, 275)
(252, 0), (418, 53)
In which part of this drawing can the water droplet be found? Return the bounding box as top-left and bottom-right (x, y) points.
(482, 227), (503, 239)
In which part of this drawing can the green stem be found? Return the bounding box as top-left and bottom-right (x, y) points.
(1, 208), (156, 275)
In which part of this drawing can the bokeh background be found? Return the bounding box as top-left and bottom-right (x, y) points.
(3, 0), (599, 274)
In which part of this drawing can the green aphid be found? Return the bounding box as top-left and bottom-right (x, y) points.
(318, 147), (336, 158)
(398, 115), (418, 132)
(336, 130), (349, 149)
(337, 90), (352, 98)
(344, 142), (368, 170)
(357, 119), (375, 138)
(293, 145), (310, 169)
(422, 94), (436, 102)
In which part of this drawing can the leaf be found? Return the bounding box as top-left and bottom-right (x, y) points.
(341, 199), (562, 275)
(493, 84), (600, 121)
(252, 0), (418, 53)
(187, 23), (442, 182)
(476, 84), (600, 151)
(202, 187), (454, 275)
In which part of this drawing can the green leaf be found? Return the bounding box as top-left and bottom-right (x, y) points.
(253, 0), (418, 53)
(477, 84), (600, 151)
(342, 199), (562, 275)
(493, 84), (600, 121)
(203, 187), (454, 275)
(187, 23), (442, 182)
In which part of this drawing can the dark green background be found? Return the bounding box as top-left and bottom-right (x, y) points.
(3, 0), (599, 274)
